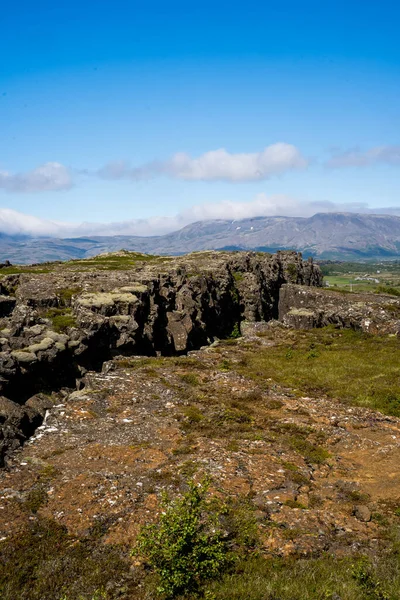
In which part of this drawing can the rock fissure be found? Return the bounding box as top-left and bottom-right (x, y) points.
(0, 250), (322, 463)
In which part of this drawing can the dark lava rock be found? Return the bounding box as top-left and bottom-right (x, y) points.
(0, 250), (323, 461)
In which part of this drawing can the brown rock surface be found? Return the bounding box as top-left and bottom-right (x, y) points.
(1, 331), (399, 560)
(0, 250), (322, 460)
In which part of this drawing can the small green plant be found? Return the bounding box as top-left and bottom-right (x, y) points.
(352, 559), (391, 599)
(307, 348), (319, 359)
(229, 323), (241, 339)
(183, 405), (204, 424)
(180, 373), (200, 386)
(230, 286), (240, 305)
(133, 479), (233, 598)
(218, 359), (231, 371)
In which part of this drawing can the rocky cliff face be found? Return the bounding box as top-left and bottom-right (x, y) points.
(0, 250), (322, 464)
(279, 284), (400, 334)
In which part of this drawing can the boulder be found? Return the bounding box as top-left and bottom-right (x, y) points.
(353, 505), (371, 522)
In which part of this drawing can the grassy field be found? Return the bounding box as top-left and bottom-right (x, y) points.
(239, 326), (400, 416)
(0, 252), (165, 276)
(321, 261), (400, 294)
(205, 549), (400, 600)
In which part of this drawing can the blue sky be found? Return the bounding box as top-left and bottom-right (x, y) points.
(0, 0), (399, 236)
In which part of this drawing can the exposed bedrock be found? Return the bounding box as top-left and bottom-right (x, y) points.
(0, 250), (322, 462)
(279, 283), (400, 334)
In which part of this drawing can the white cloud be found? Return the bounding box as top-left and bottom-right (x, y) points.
(98, 143), (308, 182)
(2, 197), (400, 239)
(327, 145), (400, 168)
(2, 142), (399, 197)
(0, 208), (71, 236)
(0, 162), (73, 192)
(164, 144), (308, 181)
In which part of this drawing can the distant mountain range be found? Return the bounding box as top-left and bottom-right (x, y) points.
(2, 212), (400, 264)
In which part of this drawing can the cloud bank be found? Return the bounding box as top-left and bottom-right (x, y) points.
(0, 144), (307, 194)
(161, 144), (307, 181)
(327, 145), (400, 168)
(0, 162), (73, 193)
(98, 143), (308, 182)
(2, 143), (400, 194)
(2, 197), (400, 239)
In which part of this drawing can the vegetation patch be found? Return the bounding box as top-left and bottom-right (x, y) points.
(57, 287), (82, 306)
(239, 327), (400, 416)
(133, 480), (235, 598)
(286, 262), (298, 281)
(64, 252), (162, 272)
(229, 322), (241, 339)
(0, 518), (129, 600)
(232, 271), (244, 283)
(204, 549), (400, 600)
(376, 285), (400, 297)
(134, 480), (260, 599)
(180, 373), (200, 386)
(45, 307), (77, 332)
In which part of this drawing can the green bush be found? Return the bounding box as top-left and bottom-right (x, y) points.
(376, 285), (400, 297)
(229, 323), (241, 339)
(133, 480), (233, 598)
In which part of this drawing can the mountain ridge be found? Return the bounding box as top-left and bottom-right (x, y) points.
(2, 212), (400, 263)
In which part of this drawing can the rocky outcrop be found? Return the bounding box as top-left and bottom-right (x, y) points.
(0, 251), (322, 462)
(279, 284), (400, 334)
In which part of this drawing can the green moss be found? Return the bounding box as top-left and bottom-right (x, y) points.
(286, 262), (298, 281)
(182, 405), (204, 423)
(284, 499), (307, 509)
(218, 359), (231, 372)
(226, 440), (240, 452)
(64, 252), (160, 272)
(180, 373), (200, 386)
(45, 308), (77, 332)
(57, 287), (82, 305)
(232, 271), (244, 282)
(178, 460), (199, 478)
(289, 437), (330, 465)
(0, 266), (52, 275)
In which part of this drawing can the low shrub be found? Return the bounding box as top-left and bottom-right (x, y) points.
(133, 479), (234, 598)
